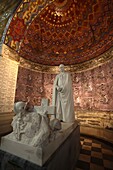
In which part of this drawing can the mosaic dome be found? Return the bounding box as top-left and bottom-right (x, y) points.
(5, 0), (113, 66)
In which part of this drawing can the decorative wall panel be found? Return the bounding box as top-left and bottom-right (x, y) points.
(15, 67), (45, 106)
(72, 59), (113, 112)
(16, 59), (113, 111)
(16, 66), (56, 105)
(15, 59), (113, 129)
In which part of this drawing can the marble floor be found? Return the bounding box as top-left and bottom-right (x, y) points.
(75, 136), (113, 170)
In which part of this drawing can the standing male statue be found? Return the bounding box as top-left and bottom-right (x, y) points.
(52, 64), (75, 122)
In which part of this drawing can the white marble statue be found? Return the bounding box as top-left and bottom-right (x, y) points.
(0, 99), (79, 167)
(12, 101), (30, 140)
(10, 99), (62, 148)
(52, 64), (75, 122)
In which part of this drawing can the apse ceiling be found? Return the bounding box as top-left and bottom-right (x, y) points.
(4, 0), (113, 66)
(0, 0), (22, 46)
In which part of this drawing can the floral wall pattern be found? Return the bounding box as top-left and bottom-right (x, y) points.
(16, 59), (113, 112)
(72, 60), (113, 111)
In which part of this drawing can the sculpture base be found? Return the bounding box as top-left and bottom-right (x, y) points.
(0, 121), (80, 169)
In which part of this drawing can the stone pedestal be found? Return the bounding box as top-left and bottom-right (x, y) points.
(0, 121), (80, 170)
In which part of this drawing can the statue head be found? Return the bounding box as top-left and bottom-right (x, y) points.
(14, 101), (26, 114)
(59, 64), (65, 72)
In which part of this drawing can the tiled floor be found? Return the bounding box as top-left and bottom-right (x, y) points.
(76, 136), (113, 170)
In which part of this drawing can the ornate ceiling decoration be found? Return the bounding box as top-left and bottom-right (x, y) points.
(0, 0), (22, 49)
(2, 44), (113, 74)
(4, 0), (113, 66)
(5, 0), (54, 49)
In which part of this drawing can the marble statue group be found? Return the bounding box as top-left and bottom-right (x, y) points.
(9, 64), (75, 147)
(0, 64), (80, 169)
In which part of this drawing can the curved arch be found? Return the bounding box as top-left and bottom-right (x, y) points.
(0, 0), (22, 55)
(4, 0), (54, 51)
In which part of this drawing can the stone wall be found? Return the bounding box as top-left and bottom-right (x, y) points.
(0, 44), (19, 136)
(76, 111), (113, 130)
(0, 57), (18, 113)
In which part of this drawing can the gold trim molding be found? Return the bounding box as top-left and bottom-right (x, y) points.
(1, 44), (113, 73)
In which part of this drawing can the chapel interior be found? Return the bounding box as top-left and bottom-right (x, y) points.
(0, 0), (113, 169)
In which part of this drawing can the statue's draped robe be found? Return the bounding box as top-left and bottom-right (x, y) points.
(52, 72), (75, 122)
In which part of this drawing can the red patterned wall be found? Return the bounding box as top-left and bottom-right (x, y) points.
(72, 60), (113, 111)
(15, 67), (45, 105)
(15, 60), (113, 111)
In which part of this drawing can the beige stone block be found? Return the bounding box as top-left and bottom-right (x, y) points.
(110, 113), (113, 119)
(103, 120), (111, 128)
(0, 56), (18, 113)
